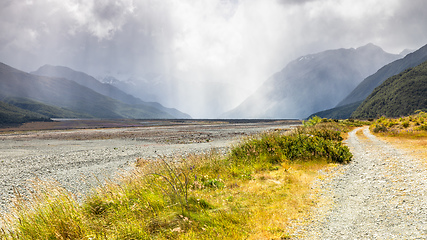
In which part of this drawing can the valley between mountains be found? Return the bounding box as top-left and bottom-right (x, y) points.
(295, 127), (427, 239)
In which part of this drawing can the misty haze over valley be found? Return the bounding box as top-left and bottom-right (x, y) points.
(1, 0), (427, 119)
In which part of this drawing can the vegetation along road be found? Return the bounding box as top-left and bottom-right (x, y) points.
(297, 126), (427, 239)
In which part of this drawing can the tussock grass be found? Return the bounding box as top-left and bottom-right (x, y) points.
(1, 123), (352, 239)
(370, 111), (427, 162)
(370, 111), (427, 137)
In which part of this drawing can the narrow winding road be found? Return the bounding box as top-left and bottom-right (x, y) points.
(298, 127), (427, 239)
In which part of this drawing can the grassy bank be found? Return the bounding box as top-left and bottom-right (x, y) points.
(370, 111), (427, 161)
(1, 123), (352, 239)
(370, 111), (427, 137)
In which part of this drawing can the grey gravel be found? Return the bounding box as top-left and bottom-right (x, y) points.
(0, 121), (296, 213)
(295, 126), (427, 239)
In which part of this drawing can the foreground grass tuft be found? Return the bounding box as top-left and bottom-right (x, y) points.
(1, 123), (352, 239)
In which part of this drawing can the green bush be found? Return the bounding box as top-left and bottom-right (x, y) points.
(372, 123), (387, 133)
(303, 116), (322, 127)
(402, 121), (410, 128)
(229, 124), (352, 167)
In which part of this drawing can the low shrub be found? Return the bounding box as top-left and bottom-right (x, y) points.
(302, 116), (322, 127)
(402, 121), (410, 128)
(417, 124), (427, 131)
(370, 111), (427, 136)
(372, 123), (388, 133)
(229, 124), (352, 167)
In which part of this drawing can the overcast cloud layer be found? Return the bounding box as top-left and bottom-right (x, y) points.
(1, 0), (427, 118)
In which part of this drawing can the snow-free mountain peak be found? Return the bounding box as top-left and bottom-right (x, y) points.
(32, 65), (191, 119)
(222, 44), (401, 119)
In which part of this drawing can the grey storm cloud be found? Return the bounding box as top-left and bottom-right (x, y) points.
(277, 0), (317, 5)
(0, 0), (426, 118)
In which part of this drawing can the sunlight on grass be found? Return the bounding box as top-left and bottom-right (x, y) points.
(370, 111), (427, 163)
(0, 123), (353, 239)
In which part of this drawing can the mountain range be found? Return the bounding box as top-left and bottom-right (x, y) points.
(98, 74), (239, 119)
(2, 42), (425, 125)
(222, 43), (402, 119)
(312, 43), (427, 119)
(0, 62), (190, 125)
(32, 65), (190, 119)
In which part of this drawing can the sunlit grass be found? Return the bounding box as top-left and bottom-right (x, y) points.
(370, 111), (427, 163)
(1, 123), (352, 239)
(370, 111), (427, 136)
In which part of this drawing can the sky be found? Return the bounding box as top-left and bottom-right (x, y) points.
(1, 0), (427, 118)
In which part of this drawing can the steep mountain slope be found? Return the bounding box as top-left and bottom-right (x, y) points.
(311, 43), (427, 119)
(0, 62), (179, 119)
(223, 44), (400, 119)
(32, 65), (191, 119)
(0, 101), (49, 125)
(337, 43), (427, 107)
(351, 60), (427, 118)
(99, 74), (238, 119)
(1, 96), (89, 118)
(307, 101), (363, 120)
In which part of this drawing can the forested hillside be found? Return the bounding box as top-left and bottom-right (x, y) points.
(351, 60), (427, 118)
(0, 101), (49, 125)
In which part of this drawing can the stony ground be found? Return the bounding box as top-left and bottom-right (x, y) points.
(0, 120), (297, 212)
(295, 126), (427, 239)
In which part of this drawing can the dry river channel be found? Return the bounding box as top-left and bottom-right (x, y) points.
(0, 119), (299, 213)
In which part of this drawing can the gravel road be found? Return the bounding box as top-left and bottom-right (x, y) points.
(0, 120), (297, 213)
(297, 126), (427, 239)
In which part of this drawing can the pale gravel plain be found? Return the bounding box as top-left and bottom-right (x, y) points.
(295, 126), (427, 239)
(0, 120), (297, 213)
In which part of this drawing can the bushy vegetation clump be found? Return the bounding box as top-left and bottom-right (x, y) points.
(1, 122), (352, 239)
(370, 111), (427, 135)
(229, 125), (352, 169)
(305, 115), (371, 128)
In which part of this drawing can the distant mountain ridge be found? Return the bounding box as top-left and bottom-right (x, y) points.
(311, 43), (427, 119)
(32, 65), (191, 119)
(0, 62), (190, 122)
(223, 43), (401, 119)
(337, 44), (427, 107)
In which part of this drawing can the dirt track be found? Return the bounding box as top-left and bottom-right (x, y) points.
(296, 127), (427, 239)
(0, 119), (299, 212)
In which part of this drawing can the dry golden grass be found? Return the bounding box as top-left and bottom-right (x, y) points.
(246, 160), (330, 239)
(355, 129), (363, 136)
(378, 135), (427, 163)
(187, 159), (332, 240)
(370, 112), (427, 162)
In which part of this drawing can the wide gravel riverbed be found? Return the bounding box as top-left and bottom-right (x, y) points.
(0, 120), (298, 212)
